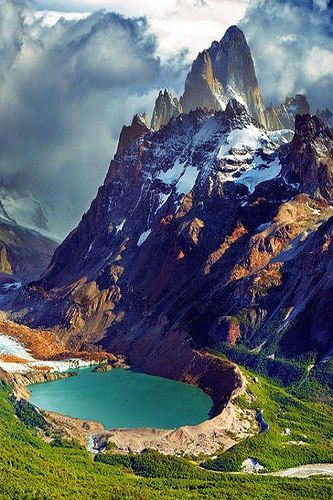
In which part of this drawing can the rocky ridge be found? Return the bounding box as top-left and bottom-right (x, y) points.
(266, 94), (311, 131)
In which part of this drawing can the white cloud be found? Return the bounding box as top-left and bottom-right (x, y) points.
(304, 46), (333, 82)
(0, 1), (167, 237)
(241, 0), (333, 109)
(37, 1), (249, 60)
(36, 11), (90, 25)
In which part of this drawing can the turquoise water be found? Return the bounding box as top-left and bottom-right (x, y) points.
(29, 368), (212, 429)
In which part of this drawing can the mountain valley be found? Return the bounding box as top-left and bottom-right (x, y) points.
(0, 19), (332, 500)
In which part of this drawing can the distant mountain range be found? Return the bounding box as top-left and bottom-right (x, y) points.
(0, 181), (57, 282)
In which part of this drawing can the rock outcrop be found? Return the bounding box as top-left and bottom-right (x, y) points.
(180, 26), (267, 127)
(116, 113), (149, 155)
(266, 94), (311, 130)
(0, 367), (76, 399)
(151, 89), (182, 131)
(316, 108), (333, 128)
(280, 114), (333, 202)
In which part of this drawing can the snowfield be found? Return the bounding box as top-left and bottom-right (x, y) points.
(137, 229), (152, 247)
(0, 333), (96, 374)
(217, 124), (268, 159)
(0, 334), (33, 360)
(235, 157), (281, 193)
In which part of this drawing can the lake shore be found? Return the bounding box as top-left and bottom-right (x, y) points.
(0, 323), (257, 456)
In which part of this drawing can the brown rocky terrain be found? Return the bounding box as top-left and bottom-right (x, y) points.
(1, 26), (332, 437)
(93, 396), (256, 456)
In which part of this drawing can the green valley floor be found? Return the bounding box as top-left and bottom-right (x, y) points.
(0, 368), (332, 499)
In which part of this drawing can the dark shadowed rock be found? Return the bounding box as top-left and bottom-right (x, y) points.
(280, 114), (333, 202)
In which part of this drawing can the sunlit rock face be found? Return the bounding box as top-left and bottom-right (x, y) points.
(151, 89), (182, 131)
(266, 94), (311, 131)
(116, 114), (150, 155)
(180, 26), (267, 128)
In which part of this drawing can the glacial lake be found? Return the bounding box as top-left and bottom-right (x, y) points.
(29, 367), (212, 429)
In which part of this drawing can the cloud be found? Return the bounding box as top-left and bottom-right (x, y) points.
(240, 0), (333, 109)
(0, 0), (247, 238)
(37, 1), (249, 60)
(0, 1), (176, 237)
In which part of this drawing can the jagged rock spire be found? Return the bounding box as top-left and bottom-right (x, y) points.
(151, 88), (182, 131)
(116, 114), (149, 155)
(180, 25), (267, 127)
(266, 94), (311, 130)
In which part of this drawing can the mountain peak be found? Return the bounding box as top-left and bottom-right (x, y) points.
(116, 113), (149, 155)
(220, 25), (246, 43)
(151, 88), (182, 131)
(224, 98), (248, 118)
(281, 113), (333, 202)
(180, 25), (267, 127)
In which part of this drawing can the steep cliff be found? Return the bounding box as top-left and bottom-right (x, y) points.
(180, 26), (267, 127)
(266, 94), (311, 131)
(151, 89), (182, 131)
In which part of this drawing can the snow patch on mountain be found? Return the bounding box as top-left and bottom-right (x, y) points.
(0, 333), (98, 374)
(191, 116), (219, 147)
(176, 165), (200, 195)
(156, 161), (184, 185)
(137, 229), (152, 246)
(116, 219), (126, 233)
(154, 193), (171, 214)
(268, 129), (294, 145)
(218, 124), (268, 158)
(0, 334), (33, 360)
(235, 157), (281, 193)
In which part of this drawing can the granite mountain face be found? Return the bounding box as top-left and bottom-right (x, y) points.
(266, 94), (311, 131)
(9, 26), (333, 370)
(151, 89), (183, 132)
(180, 26), (268, 128)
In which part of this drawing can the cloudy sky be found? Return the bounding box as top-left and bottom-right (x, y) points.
(0, 0), (332, 237)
